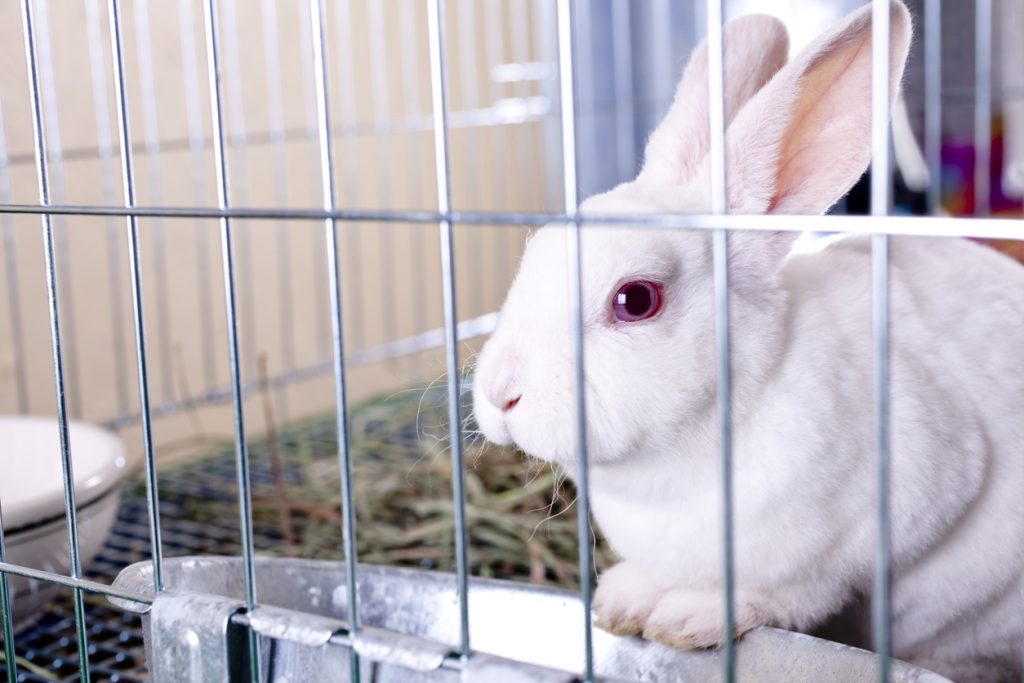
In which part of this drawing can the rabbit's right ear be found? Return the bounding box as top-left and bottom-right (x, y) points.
(637, 14), (789, 187)
(722, 0), (913, 214)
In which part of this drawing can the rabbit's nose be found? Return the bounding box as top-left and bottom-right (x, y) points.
(500, 395), (521, 412)
(483, 372), (522, 413)
(485, 383), (522, 413)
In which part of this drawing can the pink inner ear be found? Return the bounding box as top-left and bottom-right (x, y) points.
(637, 14), (789, 188)
(721, 0), (912, 217)
(769, 33), (874, 214)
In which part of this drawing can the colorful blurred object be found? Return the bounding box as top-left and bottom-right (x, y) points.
(941, 117), (1024, 263)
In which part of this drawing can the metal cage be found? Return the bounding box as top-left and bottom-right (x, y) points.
(0, 0), (1021, 681)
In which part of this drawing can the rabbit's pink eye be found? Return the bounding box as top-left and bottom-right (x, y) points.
(611, 280), (663, 323)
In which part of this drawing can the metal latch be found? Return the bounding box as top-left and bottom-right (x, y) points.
(148, 590), (249, 683)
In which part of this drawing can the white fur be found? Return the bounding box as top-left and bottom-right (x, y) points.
(473, 2), (1024, 681)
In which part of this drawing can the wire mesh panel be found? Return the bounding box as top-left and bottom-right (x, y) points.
(0, 1), (1021, 682)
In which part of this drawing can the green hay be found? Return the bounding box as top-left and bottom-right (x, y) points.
(190, 388), (615, 590)
(0, 649), (59, 680)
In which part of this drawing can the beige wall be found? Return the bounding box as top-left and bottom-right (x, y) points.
(0, 0), (556, 461)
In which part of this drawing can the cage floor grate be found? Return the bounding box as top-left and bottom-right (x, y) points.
(0, 390), (595, 682)
(0, 417), (350, 682)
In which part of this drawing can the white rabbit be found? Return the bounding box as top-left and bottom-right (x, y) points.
(472, 2), (1024, 681)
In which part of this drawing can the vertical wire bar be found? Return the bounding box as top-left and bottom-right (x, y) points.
(515, 0), (542, 281)
(258, 0), (294, 433)
(84, 0), (130, 417)
(33, 0), (81, 419)
(923, 0), (942, 216)
(0, 220), (27, 413)
(706, 0), (735, 679)
(398, 0), (428, 377)
(299, 0), (333, 359)
(482, 0), (510, 291)
(534, 0), (562, 211)
(652, 0), (673, 112)
(0, 409), (16, 681)
(220, 0), (256, 380)
(19, 0), (91, 678)
(308, 2), (360, 678)
(508, 0), (531, 105)
(575, 0), (594, 197)
(693, 2), (708, 47)
(0, 97), (30, 414)
(132, 0), (176, 404)
(201, 0), (259, 679)
(870, 2), (892, 682)
(611, 0), (636, 182)
(331, 0), (365, 354)
(426, 0), (471, 661)
(974, 0), (993, 217)
(108, 0), (164, 595)
(0, 492), (16, 683)
(366, 1), (398, 348)
(178, 0), (218, 386)
(258, 0), (295, 372)
(555, 1), (594, 680)
(455, 0), (484, 316)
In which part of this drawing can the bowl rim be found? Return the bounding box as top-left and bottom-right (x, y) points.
(0, 416), (135, 531)
(3, 485), (123, 539)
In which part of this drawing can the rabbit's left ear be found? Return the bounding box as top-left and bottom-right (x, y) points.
(721, 0), (913, 215)
(637, 14), (789, 188)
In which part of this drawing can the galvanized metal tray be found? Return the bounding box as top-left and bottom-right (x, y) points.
(111, 556), (950, 683)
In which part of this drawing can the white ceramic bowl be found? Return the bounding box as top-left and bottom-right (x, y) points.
(0, 417), (132, 632)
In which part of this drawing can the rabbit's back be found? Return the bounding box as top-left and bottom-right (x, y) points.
(889, 236), (1024, 671)
(782, 233), (1024, 674)
(799, 233), (1024, 428)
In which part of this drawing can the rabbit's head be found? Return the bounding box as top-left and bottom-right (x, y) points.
(473, 2), (912, 467)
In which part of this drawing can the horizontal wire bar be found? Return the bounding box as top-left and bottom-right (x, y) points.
(100, 311), (495, 431)
(0, 101), (554, 169)
(3, 81), (1022, 170)
(0, 202), (1019, 239)
(0, 561), (152, 606)
(101, 359), (330, 430)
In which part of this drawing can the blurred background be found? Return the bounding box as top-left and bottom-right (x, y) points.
(0, 0), (1020, 461)
(0, 1), (1021, 680)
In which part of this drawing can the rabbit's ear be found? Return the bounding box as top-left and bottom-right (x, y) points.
(637, 14), (789, 187)
(723, 0), (912, 215)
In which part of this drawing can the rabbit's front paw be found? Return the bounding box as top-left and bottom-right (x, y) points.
(643, 589), (768, 650)
(593, 562), (665, 637)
